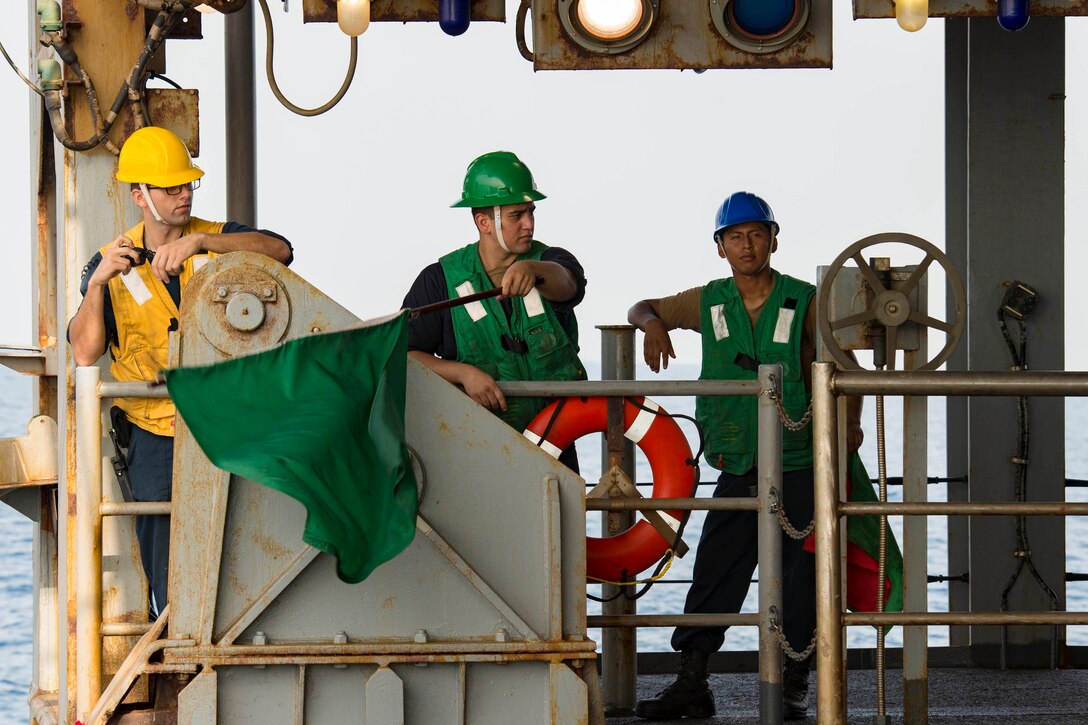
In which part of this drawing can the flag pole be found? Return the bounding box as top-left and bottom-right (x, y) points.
(408, 277), (543, 320)
(409, 288), (502, 319)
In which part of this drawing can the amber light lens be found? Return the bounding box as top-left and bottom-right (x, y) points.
(576, 0), (643, 40)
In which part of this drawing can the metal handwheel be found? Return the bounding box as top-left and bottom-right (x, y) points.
(817, 232), (967, 371)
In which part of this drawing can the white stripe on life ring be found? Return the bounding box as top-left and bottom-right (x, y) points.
(624, 398), (660, 444)
(523, 429), (563, 458)
(658, 512), (681, 533)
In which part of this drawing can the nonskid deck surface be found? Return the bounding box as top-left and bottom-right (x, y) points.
(610, 668), (1088, 724)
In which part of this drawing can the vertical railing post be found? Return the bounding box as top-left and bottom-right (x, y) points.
(813, 362), (846, 725)
(225, 0), (257, 227)
(597, 325), (637, 715)
(74, 366), (103, 721)
(757, 365), (784, 724)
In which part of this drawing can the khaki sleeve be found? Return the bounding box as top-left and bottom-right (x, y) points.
(655, 286), (704, 332)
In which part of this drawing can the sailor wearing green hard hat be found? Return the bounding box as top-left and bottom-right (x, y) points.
(403, 151), (587, 469)
(627, 191), (870, 721)
(68, 126), (293, 619)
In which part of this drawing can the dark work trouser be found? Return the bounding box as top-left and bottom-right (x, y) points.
(671, 467), (816, 654)
(127, 425), (174, 619)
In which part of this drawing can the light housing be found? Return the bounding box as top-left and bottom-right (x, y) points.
(440, 0), (471, 36)
(558, 0), (659, 55)
(997, 0), (1029, 31)
(709, 0), (811, 54)
(894, 0), (927, 32)
(337, 0), (370, 36)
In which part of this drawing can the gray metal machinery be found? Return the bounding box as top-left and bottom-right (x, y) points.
(817, 233), (966, 724)
(81, 252), (600, 724)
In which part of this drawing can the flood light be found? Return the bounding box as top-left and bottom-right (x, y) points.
(709, 0), (809, 54)
(559, 0), (658, 54)
(731, 0), (797, 36)
(577, 0), (643, 40)
(337, 0), (370, 36)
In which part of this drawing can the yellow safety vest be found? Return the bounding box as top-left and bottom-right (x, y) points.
(102, 218), (223, 436)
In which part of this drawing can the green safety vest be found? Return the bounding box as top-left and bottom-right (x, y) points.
(440, 240), (587, 431)
(696, 271), (815, 474)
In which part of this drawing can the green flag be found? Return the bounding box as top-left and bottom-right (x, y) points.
(165, 311), (417, 584)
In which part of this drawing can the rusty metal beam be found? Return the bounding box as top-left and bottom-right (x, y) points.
(303, 0), (504, 24)
(854, 0), (1088, 19)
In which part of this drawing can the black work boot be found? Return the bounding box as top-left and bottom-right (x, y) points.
(635, 649), (715, 720)
(783, 654), (813, 720)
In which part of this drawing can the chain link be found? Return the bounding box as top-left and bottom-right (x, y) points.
(765, 371), (817, 662)
(776, 507), (815, 540)
(772, 626), (818, 662)
(764, 373), (813, 431)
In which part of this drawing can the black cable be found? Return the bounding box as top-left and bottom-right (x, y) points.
(146, 70), (183, 89)
(997, 309), (1061, 613)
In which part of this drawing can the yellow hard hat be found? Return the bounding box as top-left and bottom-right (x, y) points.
(116, 126), (204, 187)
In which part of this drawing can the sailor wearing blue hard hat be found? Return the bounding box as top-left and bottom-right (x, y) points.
(627, 191), (864, 721)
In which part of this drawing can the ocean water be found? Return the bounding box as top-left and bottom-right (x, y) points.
(0, 366), (1084, 718)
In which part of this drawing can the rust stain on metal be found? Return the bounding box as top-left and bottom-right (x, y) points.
(196, 265), (289, 356)
(204, 0), (249, 12)
(112, 88), (200, 158)
(382, 596), (398, 611)
(304, 0), (504, 23)
(253, 532), (292, 560)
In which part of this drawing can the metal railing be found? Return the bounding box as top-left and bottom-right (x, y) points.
(500, 337), (793, 723)
(812, 363), (1088, 725)
(73, 368), (169, 721)
(78, 361), (784, 720)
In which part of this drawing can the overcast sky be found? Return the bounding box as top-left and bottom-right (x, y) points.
(1, 1), (1085, 369)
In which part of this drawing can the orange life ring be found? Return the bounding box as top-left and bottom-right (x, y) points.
(523, 396), (695, 581)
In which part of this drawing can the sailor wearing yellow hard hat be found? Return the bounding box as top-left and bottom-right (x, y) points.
(67, 126), (294, 618)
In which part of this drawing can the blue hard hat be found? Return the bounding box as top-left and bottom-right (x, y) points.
(713, 192), (779, 242)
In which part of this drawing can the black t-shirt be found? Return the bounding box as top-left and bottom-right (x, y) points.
(71, 222), (293, 347)
(401, 245), (587, 359)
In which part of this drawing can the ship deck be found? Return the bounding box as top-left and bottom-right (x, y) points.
(608, 660), (1088, 723)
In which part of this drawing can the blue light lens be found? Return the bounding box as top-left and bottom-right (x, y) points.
(731, 0), (797, 36)
(439, 0), (471, 36)
(997, 0), (1029, 32)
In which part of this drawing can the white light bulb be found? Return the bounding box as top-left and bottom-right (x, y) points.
(337, 0), (370, 37)
(894, 0), (927, 32)
(577, 0), (643, 40)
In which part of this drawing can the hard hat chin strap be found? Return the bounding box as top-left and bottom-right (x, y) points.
(139, 183), (166, 224)
(493, 206), (511, 253)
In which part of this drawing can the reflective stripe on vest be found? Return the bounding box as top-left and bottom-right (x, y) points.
(695, 271), (815, 474)
(439, 239), (586, 432)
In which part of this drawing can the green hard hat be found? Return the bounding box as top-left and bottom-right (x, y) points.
(451, 151), (547, 208)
